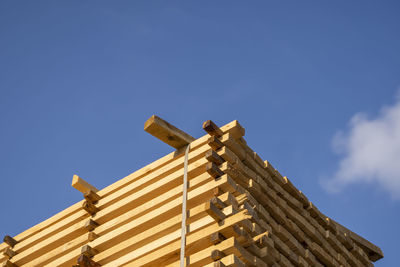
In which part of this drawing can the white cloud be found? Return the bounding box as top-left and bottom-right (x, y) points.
(321, 93), (400, 199)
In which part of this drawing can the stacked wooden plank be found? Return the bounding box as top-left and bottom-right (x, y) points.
(1, 116), (383, 267)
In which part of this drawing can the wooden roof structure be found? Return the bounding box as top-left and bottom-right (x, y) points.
(1, 116), (383, 267)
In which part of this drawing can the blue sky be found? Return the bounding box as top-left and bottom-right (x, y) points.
(1, 1), (399, 266)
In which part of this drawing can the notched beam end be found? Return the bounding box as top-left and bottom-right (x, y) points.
(82, 201), (99, 216)
(210, 232), (226, 245)
(207, 136), (224, 151)
(203, 120), (223, 137)
(206, 162), (225, 179)
(2, 247), (16, 259)
(1, 260), (17, 267)
(211, 249), (226, 261)
(205, 201), (226, 222)
(84, 219), (99, 231)
(81, 245), (98, 258)
(84, 190), (101, 203)
(205, 150), (225, 165)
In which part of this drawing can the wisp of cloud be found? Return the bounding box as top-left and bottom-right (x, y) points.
(321, 92), (400, 199)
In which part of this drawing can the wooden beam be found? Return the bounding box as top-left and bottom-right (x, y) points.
(84, 219), (99, 232)
(81, 245), (98, 258)
(77, 254), (101, 267)
(203, 120), (223, 138)
(0, 120), (243, 262)
(84, 190), (101, 203)
(72, 175), (99, 194)
(1, 260), (17, 267)
(2, 237), (17, 249)
(144, 115), (195, 149)
(2, 248), (16, 259)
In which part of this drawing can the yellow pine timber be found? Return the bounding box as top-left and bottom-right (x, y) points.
(71, 175), (99, 194)
(42, 174), (238, 267)
(12, 152), (214, 265)
(219, 135), (336, 254)
(1, 140), (207, 262)
(23, 179), (235, 267)
(94, 204), (238, 265)
(331, 218), (383, 261)
(0, 120), (244, 253)
(231, 134), (379, 263)
(202, 254), (245, 267)
(178, 237), (248, 267)
(104, 209), (253, 266)
(144, 115), (195, 149)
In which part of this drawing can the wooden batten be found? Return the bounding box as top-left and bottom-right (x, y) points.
(76, 254), (101, 267)
(1, 260), (17, 267)
(203, 120), (224, 138)
(84, 190), (101, 203)
(144, 115), (195, 149)
(2, 248), (16, 259)
(2, 237), (17, 249)
(72, 175), (99, 194)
